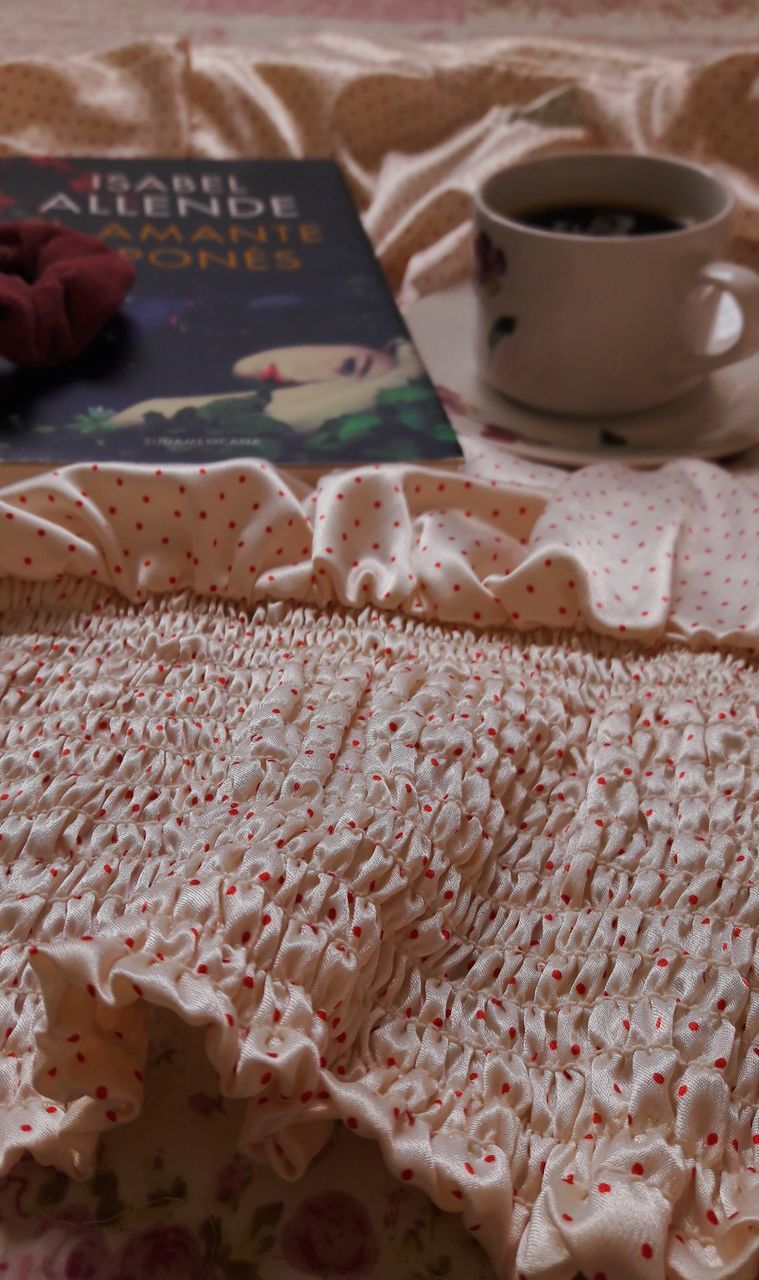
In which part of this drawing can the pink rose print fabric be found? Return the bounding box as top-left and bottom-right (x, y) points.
(0, 1005), (492, 1279)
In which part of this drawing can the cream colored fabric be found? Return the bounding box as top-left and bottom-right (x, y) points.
(0, 0), (756, 62)
(1, 36), (759, 304)
(0, 458), (757, 650)
(0, 584), (757, 1280)
(1, 38), (758, 654)
(0, 36), (758, 1280)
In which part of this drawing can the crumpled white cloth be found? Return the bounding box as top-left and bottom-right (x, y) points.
(0, 583), (757, 1280)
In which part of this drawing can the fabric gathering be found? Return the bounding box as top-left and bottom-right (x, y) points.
(0, 10), (757, 1280)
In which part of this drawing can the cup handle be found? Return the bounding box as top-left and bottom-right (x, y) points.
(685, 261), (759, 373)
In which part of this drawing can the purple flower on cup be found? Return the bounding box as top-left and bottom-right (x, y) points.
(115, 1225), (202, 1280)
(281, 1190), (379, 1277)
(474, 230), (506, 295)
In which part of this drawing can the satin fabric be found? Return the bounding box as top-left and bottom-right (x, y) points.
(0, 457), (757, 651)
(1, 38), (758, 298)
(0, 585), (757, 1280)
(0, 33), (758, 1280)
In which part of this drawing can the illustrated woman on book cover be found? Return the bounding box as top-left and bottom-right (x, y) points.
(109, 341), (424, 434)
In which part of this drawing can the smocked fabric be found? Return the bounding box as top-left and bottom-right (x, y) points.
(0, 33), (758, 1280)
(0, 581), (757, 1280)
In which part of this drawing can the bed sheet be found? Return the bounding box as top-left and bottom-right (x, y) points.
(0, 34), (757, 1280)
(0, 0), (757, 61)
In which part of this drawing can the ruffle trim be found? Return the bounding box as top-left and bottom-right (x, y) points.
(0, 458), (757, 652)
(14, 946), (759, 1280)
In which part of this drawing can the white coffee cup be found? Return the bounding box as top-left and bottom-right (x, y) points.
(473, 151), (759, 416)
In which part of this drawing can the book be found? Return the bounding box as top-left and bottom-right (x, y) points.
(0, 158), (461, 482)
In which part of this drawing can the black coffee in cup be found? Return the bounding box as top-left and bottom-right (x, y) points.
(514, 202), (686, 237)
(474, 152), (757, 415)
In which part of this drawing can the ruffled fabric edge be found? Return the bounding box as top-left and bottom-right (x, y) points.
(0, 458), (757, 653)
(17, 937), (759, 1280)
(0, 583), (756, 1280)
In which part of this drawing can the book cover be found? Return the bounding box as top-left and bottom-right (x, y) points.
(0, 158), (461, 474)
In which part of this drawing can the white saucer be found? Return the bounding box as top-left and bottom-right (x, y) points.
(404, 281), (759, 468)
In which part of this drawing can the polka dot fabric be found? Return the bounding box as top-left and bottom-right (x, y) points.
(0, 38), (758, 298)
(0, 43), (191, 158)
(0, 34), (758, 1280)
(184, 39), (759, 300)
(0, 459), (757, 651)
(0, 584), (757, 1280)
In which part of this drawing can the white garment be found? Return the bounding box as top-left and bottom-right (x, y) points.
(0, 582), (757, 1280)
(0, 458), (757, 650)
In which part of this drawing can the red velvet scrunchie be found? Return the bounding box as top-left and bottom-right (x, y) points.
(0, 221), (135, 368)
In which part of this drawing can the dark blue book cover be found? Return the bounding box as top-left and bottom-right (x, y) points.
(0, 158), (461, 474)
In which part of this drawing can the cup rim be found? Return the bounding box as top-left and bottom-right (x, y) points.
(475, 150), (734, 245)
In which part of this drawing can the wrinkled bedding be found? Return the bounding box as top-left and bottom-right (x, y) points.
(0, 33), (758, 1280)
